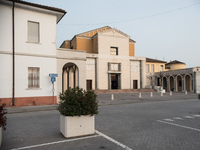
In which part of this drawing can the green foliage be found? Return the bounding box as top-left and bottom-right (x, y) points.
(198, 94), (200, 100)
(57, 87), (98, 116)
(0, 101), (7, 130)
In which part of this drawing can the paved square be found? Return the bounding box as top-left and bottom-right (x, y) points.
(2, 93), (200, 150)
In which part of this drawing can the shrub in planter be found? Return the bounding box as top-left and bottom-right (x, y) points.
(0, 102), (7, 130)
(0, 101), (7, 147)
(198, 94), (200, 100)
(57, 87), (98, 116)
(57, 87), (98, 138)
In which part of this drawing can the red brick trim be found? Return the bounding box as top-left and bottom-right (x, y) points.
(0, 96), (57, 107)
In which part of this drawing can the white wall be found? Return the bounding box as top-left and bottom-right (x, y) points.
(15, 7), (57, 56)
(15, 55), (57, 97)
(0, 54), (12, 98)
(95, 30), (145, 90)
(0, 3), (12, 52)
(0, 1), (58, 100)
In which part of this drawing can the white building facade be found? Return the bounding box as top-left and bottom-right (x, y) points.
(0, 0), (66, 106)
(60, 27), (147, 91)
(86, 29), (146, 90)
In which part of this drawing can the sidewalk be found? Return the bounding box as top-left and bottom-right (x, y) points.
(6, 92), (198, 114)
(7, 104), (58, 114)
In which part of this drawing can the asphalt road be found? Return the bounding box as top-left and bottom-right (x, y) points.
(2, 93), (200, 150)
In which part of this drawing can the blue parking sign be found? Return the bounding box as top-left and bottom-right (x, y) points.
(51, 76), (56, 83)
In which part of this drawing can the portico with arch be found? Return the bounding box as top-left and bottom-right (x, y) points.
(150, 68), (200, 93)
(57, 48), (87, 103)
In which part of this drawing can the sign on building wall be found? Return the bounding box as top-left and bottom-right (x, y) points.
(131, 61), (139, 71)
(110, 64), (119, 71)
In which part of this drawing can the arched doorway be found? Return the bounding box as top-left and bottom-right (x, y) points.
(62, 63), (79, 92)
(163, 77), (167, 91)
(157, 77), (161, 86)
(169, 76), (174, 91)
(185, 74), (191, 92)
(177, 75), (182, 92)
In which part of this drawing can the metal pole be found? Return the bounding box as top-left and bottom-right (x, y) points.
(53, 82), (54, 104)
(12, 0), (15, 106)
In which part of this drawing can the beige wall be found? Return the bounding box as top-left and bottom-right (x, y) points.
(167, 64), (185, 70)
(146, 62), (166, 73)
(98, 33), (129, 56)
(86, 57), (96, 90)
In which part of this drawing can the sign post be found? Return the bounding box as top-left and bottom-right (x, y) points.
(49, 74), (58, 104)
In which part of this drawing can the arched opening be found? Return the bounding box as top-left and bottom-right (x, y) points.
(62, 63), (79, 92)
(157, 77), (161, 86)
(163, 77), (167, 91)
(185, 74), (191, 92)
(169, 76), (174, 91)
(177, 75), (182, 92)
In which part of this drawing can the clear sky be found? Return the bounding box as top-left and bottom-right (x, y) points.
(26, 0), (200, 68)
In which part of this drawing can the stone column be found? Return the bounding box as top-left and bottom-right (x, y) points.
(167, 76), (170, 92)
(174, 76), (177, 91)
(108, 73), (111, 90)
(182, 76), (185, 92)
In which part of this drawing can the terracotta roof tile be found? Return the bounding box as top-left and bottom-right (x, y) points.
(7, 0), (66, 13)
(146, 58), (167, 63)
(166, 60), (185, 65)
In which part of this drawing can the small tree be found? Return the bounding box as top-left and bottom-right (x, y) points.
(0, 102), (7, 130)
(57, 87), (98, 116)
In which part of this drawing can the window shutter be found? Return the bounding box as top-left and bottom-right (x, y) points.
(28, 21), (39, 43)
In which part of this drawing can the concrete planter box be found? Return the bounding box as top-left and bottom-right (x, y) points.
(60, 115), (95, 138)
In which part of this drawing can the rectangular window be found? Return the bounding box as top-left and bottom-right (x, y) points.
(28, 21), (39, 43)
(146, 64), (149, 73)
(110, 47), (118, 55)
(151, 64), (154, 73)
(28, 67), (40, 88)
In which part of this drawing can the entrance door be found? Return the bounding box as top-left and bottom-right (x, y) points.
(86, 80), (92, 90)
(111, 74), (118, 89)
(133, 80), (138, 89)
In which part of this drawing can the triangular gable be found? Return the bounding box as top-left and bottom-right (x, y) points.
(99, 28), (130, 38)
(76, 26), (112, 37)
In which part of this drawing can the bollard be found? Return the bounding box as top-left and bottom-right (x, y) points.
(139, 93), (141, 98)
(185, 90), (187, 95)
(170, 91), (172, 96)
(111, 94), (114, 100)
(161, 92), (163, 96)
(150, 92), (153, 97)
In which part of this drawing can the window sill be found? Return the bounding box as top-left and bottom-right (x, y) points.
(26, 88), (42, 90)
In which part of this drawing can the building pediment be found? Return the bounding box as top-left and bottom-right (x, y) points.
(99, 28), (130, 38)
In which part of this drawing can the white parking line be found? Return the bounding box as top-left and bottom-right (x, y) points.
(183, 116), (194, 119)
(11, 134), (100, 150)
(157, 120), (200, 132)
(163, 119), (174, 122)
(173, 117), (183, 120)
(193, 115), (200, 117)
(96, 130), (133, 150)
